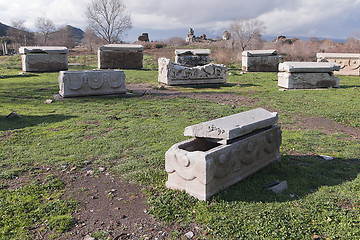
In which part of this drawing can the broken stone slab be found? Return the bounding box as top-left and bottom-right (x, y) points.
(58, 70), (127, 97)
(317, 53), (360, 76)
(158, 58), (227, 85)
(98, 44), (144, 69)
(184, 108), (278, 141)
(165, 125), (282, 201)
(266, 180), (288, 194)
(242, 49), (281, 72)
(19, 46), (68, 72)
(175, 49), (211, 67)
(278, 61), (340, 73)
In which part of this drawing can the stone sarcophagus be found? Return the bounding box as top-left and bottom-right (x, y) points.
(158, 58), (227, 85)
(98, 44), (144, 69)
(175, 49), (211, 66)
(19, 46), (68, 72)
(278, 61), (340, 89)
(317, 53), (360, 76)
(58, 70), (127, 97)
(242, 49), (281, 72)
(165, 108), (282, 200)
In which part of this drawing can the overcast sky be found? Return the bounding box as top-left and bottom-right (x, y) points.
(1, 0), (360, 41)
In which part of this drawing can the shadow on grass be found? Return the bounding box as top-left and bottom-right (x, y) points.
(1, 74), (39, 79)
(0, 114), (76, 131)
(215, 154), (360, 203)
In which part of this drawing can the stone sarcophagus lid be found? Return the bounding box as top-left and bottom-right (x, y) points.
(98, 44), (144, 69)
(317, 53), (360, 76)
(175, 49), (211, 66)
(58, 70), (127, 97)
(165, 108), (282, 200)
(242, 49), (281, 72)
(19, 46), (68, 72)
(278, 61), (340, 89)
(158, 58), (227, 85)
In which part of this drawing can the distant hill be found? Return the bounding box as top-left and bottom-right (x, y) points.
(0, 22), (11, 37)
(53, 25), (84, 44)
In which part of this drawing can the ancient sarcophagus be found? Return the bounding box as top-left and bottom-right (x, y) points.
(19, 46), (68, 72)
(317, 53), (360, 76)
(58, 70), (127, 97)
(158, 58), (227, 85)
(278, 61), (340, 89)
(165, 108), (282, 200)
(98, 44), (144, 69)
(175, 49), (211, 66)
(242, 50), (281, 72)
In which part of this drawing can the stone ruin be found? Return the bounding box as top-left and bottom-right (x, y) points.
(58, 70), (127, 97)
(98, 44), (144, 69)
(165, 108), (282, 200)
(278, 61), (340, 89)
(317, 53), (360, 76)
(174, 49), (211, 67)
(137, 33), (149, 42)
(242, 49), (281, 72)
(158, 57), (227, 85)
(19, 46), (68, 72)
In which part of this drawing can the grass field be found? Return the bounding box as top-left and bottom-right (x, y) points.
(0, 53), (360, 239)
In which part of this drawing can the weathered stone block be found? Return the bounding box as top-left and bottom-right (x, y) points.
(165, 108), (282, 200)
(158, 58), (227, 85)
(19, 46), (68, 72)
(98, 44), (144, 69)
(242, 50), (281, 72)
(58, 70), (127, 97)
(278, 62), (340, 89)
(317, 53), (360, 76)
(175, 49), (211, 66)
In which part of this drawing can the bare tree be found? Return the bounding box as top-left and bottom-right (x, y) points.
(85, 0), (132, 43)
(36, 17), (56, 44)
(229, 18), (266, 51)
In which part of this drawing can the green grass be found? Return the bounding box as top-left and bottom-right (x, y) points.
(1, 54), (360, 239)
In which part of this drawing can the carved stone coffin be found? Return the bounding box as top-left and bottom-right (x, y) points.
(158, 58), (227, 85)
(19, 46), (68, 72)
(278, 61), (340, 89)
(98, 44), (144, 69)
(242, 50), (281, 72)
(58, 70), (127, 97)
(165, 108), (282, 200)
(175, 49), (211, 66)
(317, 53), (360, 76)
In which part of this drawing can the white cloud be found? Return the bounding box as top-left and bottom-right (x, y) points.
(1, 0), (360, 40)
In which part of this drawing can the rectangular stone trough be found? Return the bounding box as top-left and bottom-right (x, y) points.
(58, 70), (127, 97)
(242, 49), (281, 72)
(165, 108), (282, 200)
(175, 49), (211, 66)
(158, 57), (227, 85)
(278, 61), (340, 89)
(317, 53), (360, 76)
(19, 46), (68, 72)
(98, 44), (144, 69)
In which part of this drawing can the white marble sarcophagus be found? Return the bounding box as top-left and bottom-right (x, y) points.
(242, 49), (281, 72)
(19, 46), (68, 72)
(58, 70), (127, 97)
(158, 58), (227, 85)
(278, 61), (340, 89)
(98, 44), (144, 69)
(175, 49), (211, 66)
(165, 108), (282, 200)
(317, 53), (360, 76)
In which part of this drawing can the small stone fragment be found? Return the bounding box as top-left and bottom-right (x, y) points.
(319, 155), (334, 161)
(185, 231), (194, 239)
(5, 112), (21, 119)
(44, 99), (53, 104)
(83, 235), (95, 240)
(268, 181), (288, 194)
